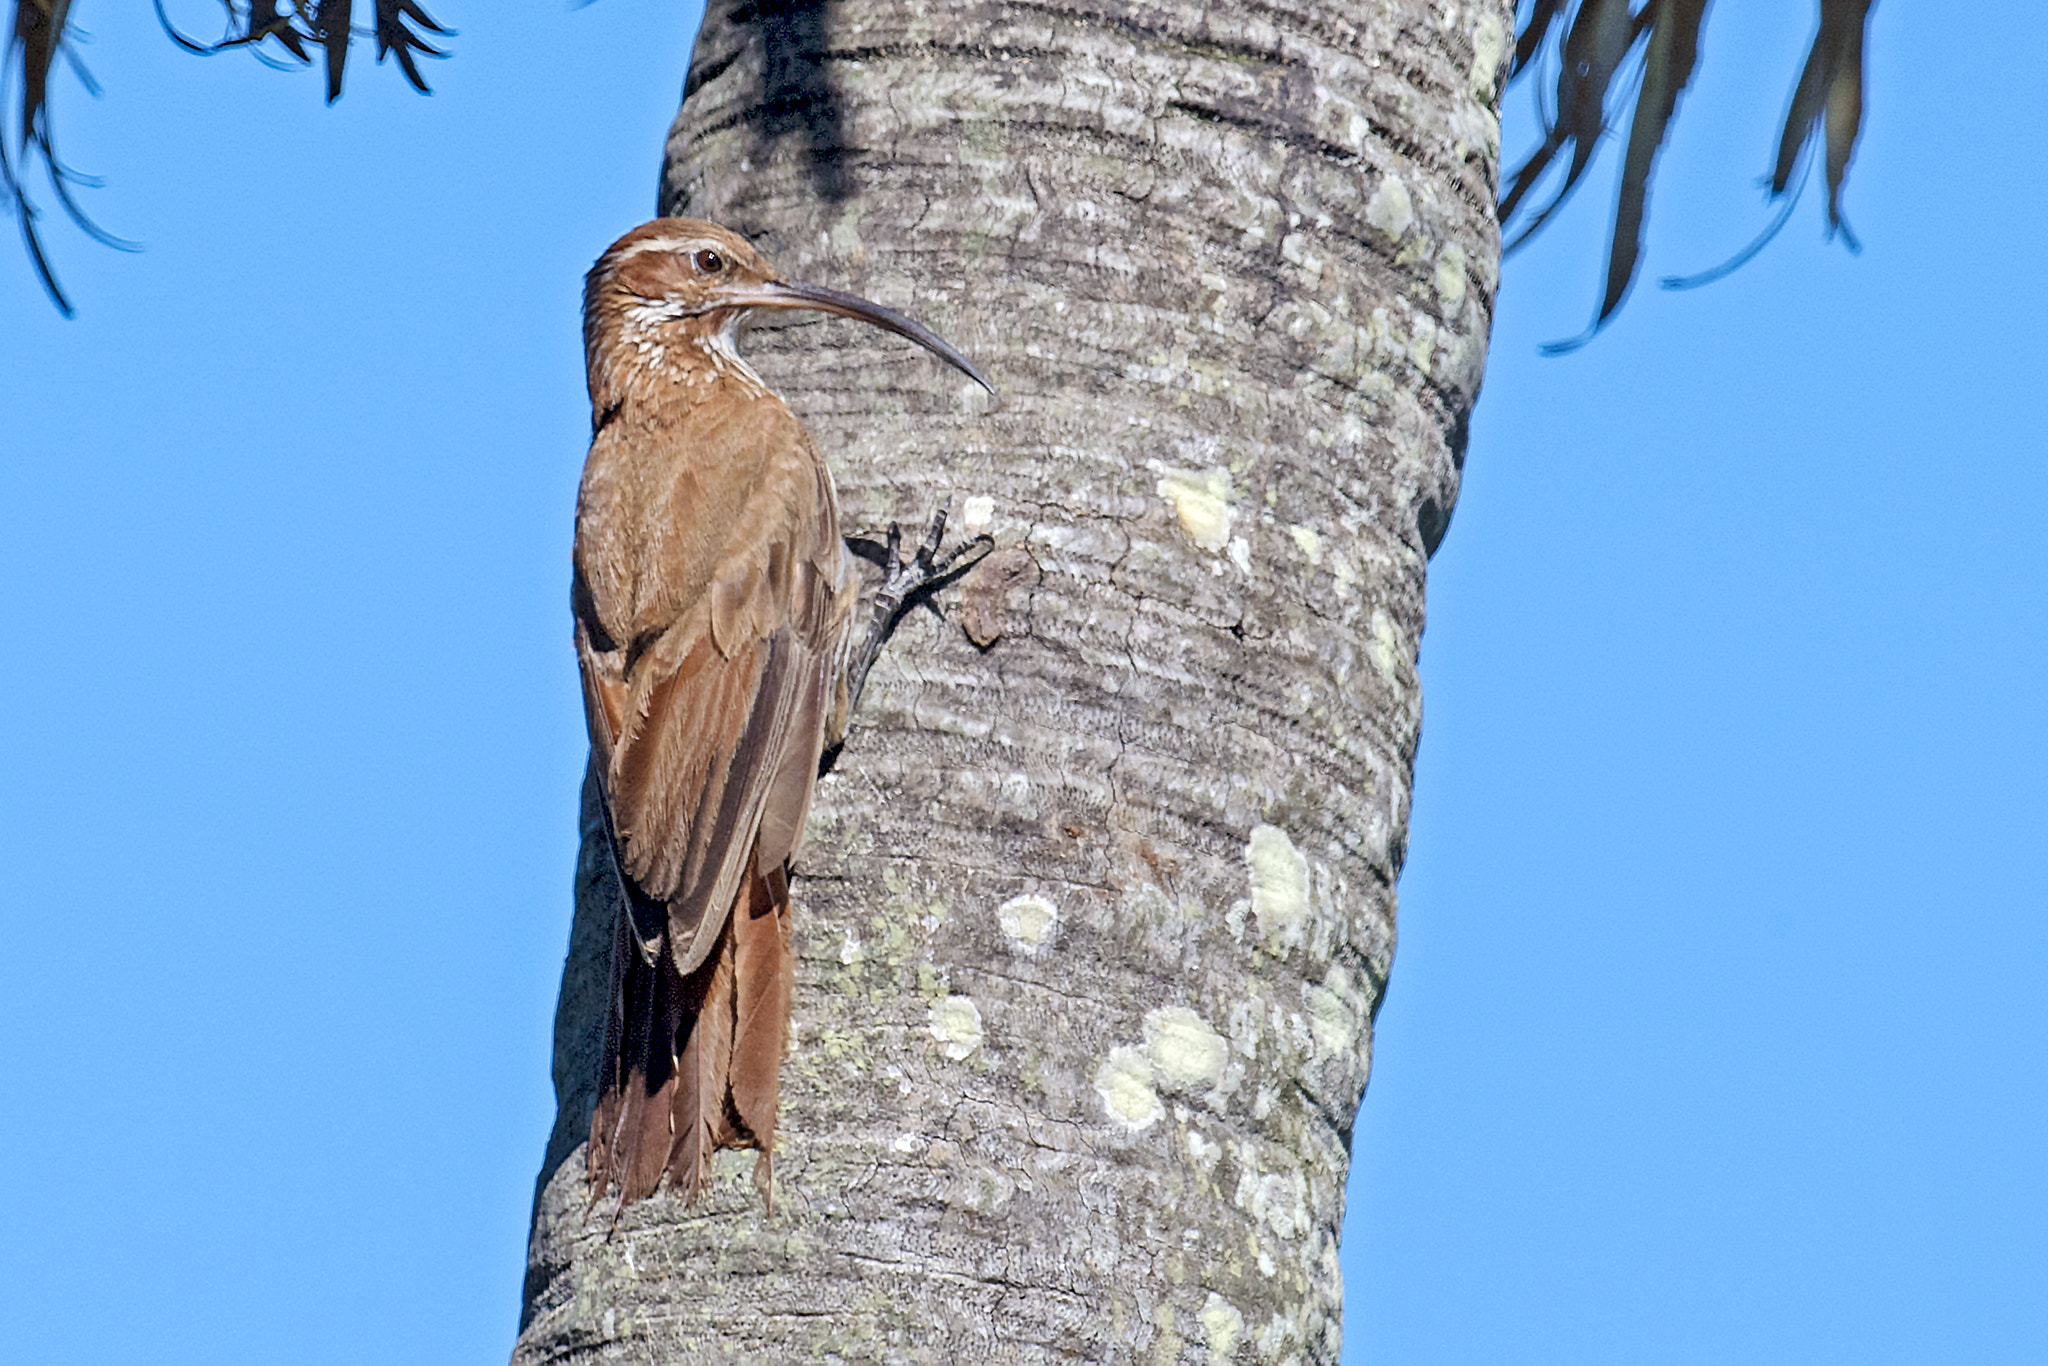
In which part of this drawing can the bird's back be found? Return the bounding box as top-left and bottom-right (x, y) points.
(574, 383), (846, 654)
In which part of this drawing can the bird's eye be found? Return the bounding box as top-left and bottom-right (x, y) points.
(694, 249), (725, 274)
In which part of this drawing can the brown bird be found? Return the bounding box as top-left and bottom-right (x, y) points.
(575, 218), (993, 1210)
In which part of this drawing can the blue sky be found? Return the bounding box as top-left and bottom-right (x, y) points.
(2, 4), (2041, 1362)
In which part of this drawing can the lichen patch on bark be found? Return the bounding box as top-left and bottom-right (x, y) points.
(1365, 174), (1415, 240)
(1095, 1045), (1165, 1130)
(927, 995), (984, 1060)
(1246, 823), (1312, 952)
(1151, 463), (1237, 553)
(995, 892), (1059, 953)
(1143, 1006), (1230, 1092)
(1198, 1292), (1245, 1363)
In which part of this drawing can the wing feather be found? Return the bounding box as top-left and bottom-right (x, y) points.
(579, 407), (850, 975)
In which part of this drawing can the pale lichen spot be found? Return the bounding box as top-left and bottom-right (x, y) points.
(1332, 554), (1357, 600)
(1306, 966), (1357, 1058)
(826, 212), (867, 264)
(1288, 525), (1324, 565)
(927, 995), (984, 1061)
(1407, 312), (1438, 375)
(952, 1167), (1016, 1214)
(1279, 231), (1325, 285)
(996, 893), (1059, 954)
(1095, 1045), (1164, 1129)
(1365, 174), (1414, 240)
(839, 929), (863, 967)
(1370, 608), (1402, 685)
(1151, 463), (1236, 552)
(1236, 1167), (1312, 1239)
(1199, 1292), (1245, 1364)
(1470, 12), (1507, 97)
(961, 494), (995, 534)
(1256, 1310), (1301, 1357)
(1280, 1008), (1313, 1061)
(1246, 823), (1311, 950)
(1226, 535), (1253, 576)
(1364, 809), (1392, 868)
(1227, 999), (1263, 1059)
(1153, 1302), (1183, 1359)
(1143, 1006), (1230, 1091)
(1186, 1128), (1222, 1169)
(1435, 243), (1468, 312)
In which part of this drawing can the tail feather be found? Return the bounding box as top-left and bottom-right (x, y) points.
(618, 951), (688, 1204)
(665, 917), (737, 1201)
(730, 864), (795, 1205)
(588, 850), (795, 1211)
(587, 909), (679, 1206)
(585, 903), (689, 1207)
(585, 910), (632, 1202)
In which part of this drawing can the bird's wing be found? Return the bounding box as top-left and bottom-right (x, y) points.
(579, 415), (849, 977)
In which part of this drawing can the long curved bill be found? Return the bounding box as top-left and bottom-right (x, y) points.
(724, 279), (996, 395)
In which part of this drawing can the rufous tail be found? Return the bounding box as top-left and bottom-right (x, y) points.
(587, 859), (793, 1211)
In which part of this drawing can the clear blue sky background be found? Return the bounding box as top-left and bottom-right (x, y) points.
(1, 4), (2040, 1362)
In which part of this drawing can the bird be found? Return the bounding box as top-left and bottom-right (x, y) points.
(574, 217), (994, 1211)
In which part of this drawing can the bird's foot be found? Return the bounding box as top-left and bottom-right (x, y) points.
(856, 502), (994, 635)
(831, 502), (993, 761)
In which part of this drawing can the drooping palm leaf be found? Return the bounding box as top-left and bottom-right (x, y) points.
(1499, 0), (1645, 248)
(308, 0), (349, 101)
(241, 0), (312, 63)
(160, 0), (445, 98)
(1512, 0), (1568, 77)
(4, 0), (138, 314)
(1662, 0), (1870, 292)
(1813, 0), (1872, 246)
(1542, 0), (1709, 353)
(374, 0), (448, 95)
(6, 0), (448, 312)
(1506, 0), (1879, 347)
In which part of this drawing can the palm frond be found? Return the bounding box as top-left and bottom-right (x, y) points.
(1540, 0), (1708, 353)
(1805, 0), (1871, 247)
(8, 0), (450, 313)
(1499, 0), (1645, 247)
(307, 0), (349, 101)
(1511, 0), (1568, 78)
(374, 0), (449, 95)
(5, 0), (137, 315)
(1506, 0), (1878, 348)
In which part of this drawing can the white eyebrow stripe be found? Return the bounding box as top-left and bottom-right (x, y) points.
(611, 236), (717, 261)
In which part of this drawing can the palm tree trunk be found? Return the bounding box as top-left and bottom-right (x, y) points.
(516, 1), (1508, 1358)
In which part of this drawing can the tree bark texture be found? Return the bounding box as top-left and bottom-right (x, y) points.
(517, 1), (1509, 1360)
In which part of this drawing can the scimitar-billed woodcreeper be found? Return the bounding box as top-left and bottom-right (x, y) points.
(574, 218), (995, 1211)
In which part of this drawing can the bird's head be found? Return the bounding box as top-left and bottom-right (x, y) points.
(583, 217), (994, 410)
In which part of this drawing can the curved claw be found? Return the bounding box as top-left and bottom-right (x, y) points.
(822, 500), (994, 778)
